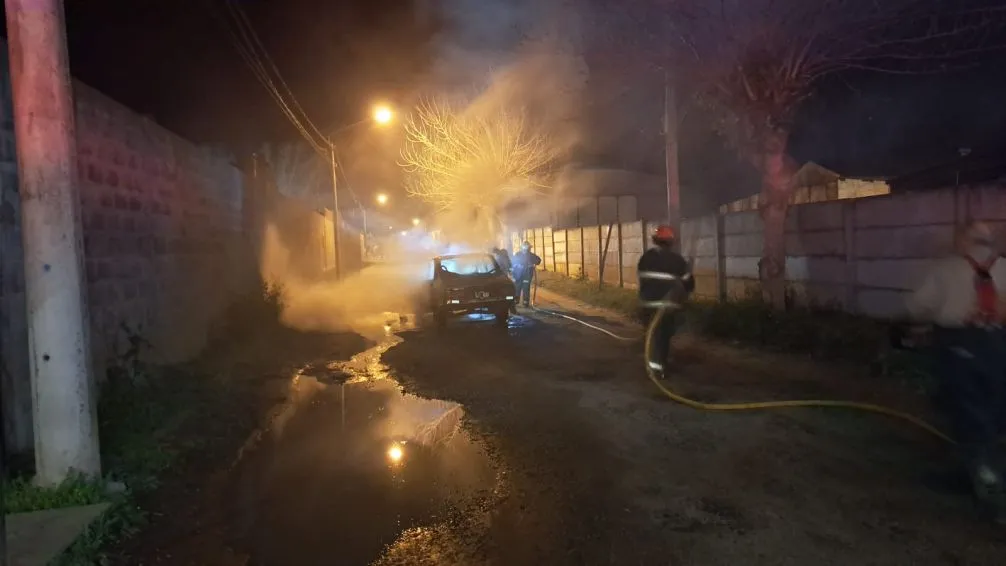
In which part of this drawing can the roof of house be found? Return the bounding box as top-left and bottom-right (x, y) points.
(796, 161), (892, 184)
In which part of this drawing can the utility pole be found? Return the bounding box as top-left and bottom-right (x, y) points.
(360, 206), (368, 258)
(329, 139), (342, 278)
(663, 71), (681, 238)
(0, 375), (7, 566)
(5, 0), (101, 485)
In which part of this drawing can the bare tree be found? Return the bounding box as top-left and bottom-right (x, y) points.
(258, 142), (327, 204)
(399, 98), (560, 238)
(601, 0), (1006, 306)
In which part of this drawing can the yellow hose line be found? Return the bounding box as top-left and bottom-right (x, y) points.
(642, 305), (955, 444)
(529, 301), (955, 445)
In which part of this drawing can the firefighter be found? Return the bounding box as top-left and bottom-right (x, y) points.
(906, 220), (1006, 521)
(491, 245), (512, 274)
(491, 245), (517, 313)
(512, 241), (541, 308)
(638, 225), (694, 378)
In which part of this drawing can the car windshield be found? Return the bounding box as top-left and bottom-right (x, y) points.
(439, 254), (499, 276)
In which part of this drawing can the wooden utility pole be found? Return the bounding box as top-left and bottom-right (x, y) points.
(663, 71), (681, 237)
(5, 0), (101, 485)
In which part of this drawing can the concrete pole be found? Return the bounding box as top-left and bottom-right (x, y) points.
(663, 71), (681, 239)
(329, 139), (342, 278)
(5, 0), (101, 485)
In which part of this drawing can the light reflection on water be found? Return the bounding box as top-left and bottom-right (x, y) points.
(227, 321), (498, 566)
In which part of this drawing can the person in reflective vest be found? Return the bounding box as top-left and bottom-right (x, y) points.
(512, 241), (541, 308)
(906, 220), (1006, 521)
(638, 225), (694, 377)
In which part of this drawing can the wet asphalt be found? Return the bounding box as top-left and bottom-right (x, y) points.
(142, 301), (1006, 565)
(219, 310), (636, 566)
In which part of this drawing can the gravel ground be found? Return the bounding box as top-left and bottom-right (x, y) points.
(379, 291), (1006, 565)
(116, 290), (1006, 565)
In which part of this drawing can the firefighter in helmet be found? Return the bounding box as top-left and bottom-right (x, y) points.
(638, 225), (694, 377)
(512, 241), (542, 308)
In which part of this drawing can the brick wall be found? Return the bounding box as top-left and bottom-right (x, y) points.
(249, 160), (363, 284)
(0, 45), (267, 454)
(74, 83), (254, 370)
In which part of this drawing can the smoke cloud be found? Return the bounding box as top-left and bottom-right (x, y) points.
(408, 0), (590, 247)
(261, 0), (599, 333)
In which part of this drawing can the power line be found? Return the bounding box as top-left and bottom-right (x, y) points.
(228, 1), (328, 144)
(333, 146), (363, 209)
(223, 0), (326, 154)
(210, 0), (328, 155)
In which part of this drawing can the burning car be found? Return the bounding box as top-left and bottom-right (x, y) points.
(417, 252), (515, 328)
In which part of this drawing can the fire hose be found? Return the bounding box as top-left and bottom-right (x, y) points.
(531, 293), (954, 445)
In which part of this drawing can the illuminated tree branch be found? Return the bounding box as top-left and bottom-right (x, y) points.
(399, 98), (560, 218)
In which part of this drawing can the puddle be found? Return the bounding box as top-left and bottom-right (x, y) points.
(414, 311), (536, 334)
(225, 322), (497, 566)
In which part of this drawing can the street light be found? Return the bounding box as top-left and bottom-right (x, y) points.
(376, 193), (388, 206)
(412, 218), (420, 227)
(329, 103), (398, 278)
(373, 104), (394, 125)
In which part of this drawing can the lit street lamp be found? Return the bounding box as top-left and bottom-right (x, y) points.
(374, 104), (394, 125)
(329, 103), (397, 278)
(376, 193), (389, 206)
(412, 217), (420, 227)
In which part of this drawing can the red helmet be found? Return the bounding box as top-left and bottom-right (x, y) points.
(653, 225), (675, 243)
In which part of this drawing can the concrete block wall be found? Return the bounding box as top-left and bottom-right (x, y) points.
(511, 219), (651, 289)
(687, 183), (1006, 317)
(74, 82), (252, 370)
(0, 45), (323, 454)
(680, 215), (719, 300)
(515, 181), (1006, 320)
(0, 48), (30, 454)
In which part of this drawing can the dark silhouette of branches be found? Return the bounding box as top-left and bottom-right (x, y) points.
(592, 0), (1006, 306)
(602, 0), (1006, 157)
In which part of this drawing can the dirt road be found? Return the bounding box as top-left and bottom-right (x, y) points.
(120, 291), (1006, 565)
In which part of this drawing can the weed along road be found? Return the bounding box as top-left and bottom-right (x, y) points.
(124, 300), (1006, 565)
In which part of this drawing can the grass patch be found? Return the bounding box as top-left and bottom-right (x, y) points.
(535, 270), (932, 385)
(535, 271), (638, 314)
(4, 474), (107, 514)
(1, 281), (287, 565)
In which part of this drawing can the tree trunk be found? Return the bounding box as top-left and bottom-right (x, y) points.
(756, 130), (795, 309)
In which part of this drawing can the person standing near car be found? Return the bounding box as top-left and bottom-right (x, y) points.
(638, 225), (694, 378)
(491, 245), (512, 274)
(512, 241), (541, 308)
(491, 245), (517, 313)
(906, 220), (1006, 522)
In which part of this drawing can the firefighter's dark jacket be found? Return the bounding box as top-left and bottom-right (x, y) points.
(512, 250), (541, 281)
(637, 246), (694, 306)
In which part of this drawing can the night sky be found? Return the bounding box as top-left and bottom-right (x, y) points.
(5, 0), (1006, 212)
(63, 0), (432, 147)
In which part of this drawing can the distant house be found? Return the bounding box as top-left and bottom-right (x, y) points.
(718, 161), (891, 213)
